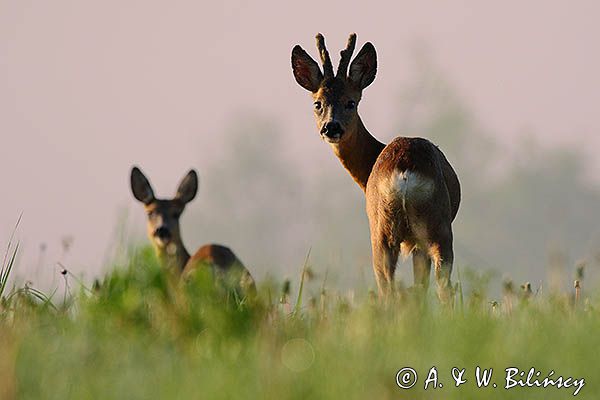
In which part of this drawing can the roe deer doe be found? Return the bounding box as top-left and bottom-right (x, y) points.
(291, 34), (460, 302)
(130, 166), (255, 296)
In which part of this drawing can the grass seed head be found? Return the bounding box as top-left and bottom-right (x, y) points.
(502, 279), (514, 295)
(575, 262), (585, 281)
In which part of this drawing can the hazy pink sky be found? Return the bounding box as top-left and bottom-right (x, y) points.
(1, 1), (599, 284)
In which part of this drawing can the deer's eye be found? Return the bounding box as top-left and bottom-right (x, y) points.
(345, 100), (356, 110)
(313, 101), (322, 111)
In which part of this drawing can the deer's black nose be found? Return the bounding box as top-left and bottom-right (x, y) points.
(154, 227), (171, 240)
(321, 121), (343, 138)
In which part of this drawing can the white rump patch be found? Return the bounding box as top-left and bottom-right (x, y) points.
(384, 170), (435, 204)
(377, 170), (436, 246)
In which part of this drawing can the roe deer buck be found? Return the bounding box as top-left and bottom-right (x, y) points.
(130, 166), (255, 296)
(291, 34), (460, 302)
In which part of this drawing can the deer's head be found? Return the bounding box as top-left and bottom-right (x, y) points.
(292, 33), (377, 144)
(130, 166), (198, 253)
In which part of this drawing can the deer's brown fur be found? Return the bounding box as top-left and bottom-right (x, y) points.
(130, 166), (255, 296)
(292, 34), (460, 301)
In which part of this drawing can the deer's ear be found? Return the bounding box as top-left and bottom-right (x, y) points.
(175, 169), (198, 204)
(130, 167), (155, 205)
(292, 45), (323, 92)
(349, 42), (377, 90)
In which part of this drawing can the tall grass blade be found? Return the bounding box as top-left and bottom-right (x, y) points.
(456, 263), (464, 313)
(293, 248), (311, 316)
(2, 213), (22, 269)
(0, 242), (19, 299)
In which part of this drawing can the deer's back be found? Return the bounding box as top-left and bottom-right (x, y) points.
(182, 244), (256, 294)
(186, 244), (238, 270)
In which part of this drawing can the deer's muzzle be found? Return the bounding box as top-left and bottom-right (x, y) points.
(154, 227), (172, 243)
(320, 121), (344, 143)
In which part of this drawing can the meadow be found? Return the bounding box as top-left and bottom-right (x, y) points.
(2, 3), (599, 400)
(1, 236), (598, 400)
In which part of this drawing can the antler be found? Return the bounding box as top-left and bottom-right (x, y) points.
(315, 33), (334, 79)
(336, 33), (357, 78)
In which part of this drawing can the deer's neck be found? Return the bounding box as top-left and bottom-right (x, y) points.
(154, 239), (190, 273)
(332, 117), (385, 191)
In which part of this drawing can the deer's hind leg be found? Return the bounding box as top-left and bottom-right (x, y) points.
(371, 236), (400, 298)
(412, 247), (431, 291)
(367, 202), (405, 300)
(428, 223), (454, 306)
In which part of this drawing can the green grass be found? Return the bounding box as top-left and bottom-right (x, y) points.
(1, 245), (598, 400)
